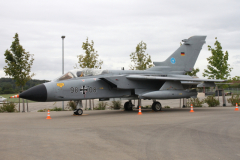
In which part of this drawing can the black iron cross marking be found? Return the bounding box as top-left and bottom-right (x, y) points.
(80, 86), (88, 95)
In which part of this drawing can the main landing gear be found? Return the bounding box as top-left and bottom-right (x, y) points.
(152, 101), (162, 111)
(74, 109), (83, 115)
(124, 101), (133, 111)
(124, 100), (162, 112)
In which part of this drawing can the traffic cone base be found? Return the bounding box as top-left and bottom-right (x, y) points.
(138, 106), (142, 115)
(190, 104), (194, 113)
(46, 110), (52, 119)
(235, 103), (239, 111)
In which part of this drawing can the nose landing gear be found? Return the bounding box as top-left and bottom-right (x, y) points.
(74, 100), (83, 115)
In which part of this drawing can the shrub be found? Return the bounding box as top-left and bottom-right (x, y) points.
(164, 106), (170, 108)
(50, 107), (62, 111)
(94, 101), (107, 110)
(142, 105), (150, 109)
(204, 95), (220, 107)
(187, 98), (204, 107)
(111, 100), (122, 109)
(38, 108), (49, 112)
(67, 101), (77, 110)
(227, 94), (240, 106)
(0, 102), (17, 112)
(38, 107), (62, 112)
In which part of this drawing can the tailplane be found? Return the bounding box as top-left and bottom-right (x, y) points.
(148, 36), (206, 72)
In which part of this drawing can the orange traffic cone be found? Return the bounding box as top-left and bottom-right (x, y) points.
(138, 106), (142, 115)
(46, 110), (52, 119)
(235, 103), (239, 111)
(9, 95), (19, 98)
(190, 104), (194, 112)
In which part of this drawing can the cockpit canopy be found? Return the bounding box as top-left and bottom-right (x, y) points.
(54, 69), (109, 81)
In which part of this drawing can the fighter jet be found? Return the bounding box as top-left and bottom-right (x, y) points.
(11, 35), (224, 115)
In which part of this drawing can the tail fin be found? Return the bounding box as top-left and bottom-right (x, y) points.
(148, 36), (206, 72)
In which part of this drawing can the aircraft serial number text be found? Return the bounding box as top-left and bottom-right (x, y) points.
(70, 87), (96, 94)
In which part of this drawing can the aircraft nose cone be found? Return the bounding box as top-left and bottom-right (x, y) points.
(20, 84), (47, 102)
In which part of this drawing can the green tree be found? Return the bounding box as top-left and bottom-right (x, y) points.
(203, 37), (232, 79)
(226, 76), (240, 88)
(230, 76), (240, 81)
(2, 83), (14, 94)
(77, 37), (103, 69)
(77, 37), (102, 110)
(130, 41), (153, 70)
(186, 68), (200, 76)
(4, 33), (35, 91)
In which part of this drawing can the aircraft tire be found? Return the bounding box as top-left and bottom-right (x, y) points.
(73, 110), (78, 115)
(152, 102), (162, 111)
(124, 101), (133, 111)
(75, 109), (83, 115)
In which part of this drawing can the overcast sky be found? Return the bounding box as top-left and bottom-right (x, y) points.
(1, 0), (240, 81)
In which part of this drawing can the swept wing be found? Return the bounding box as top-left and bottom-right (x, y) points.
(126, 75), (224, 82)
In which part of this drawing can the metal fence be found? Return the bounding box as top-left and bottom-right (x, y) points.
(224, 88), (240, 94)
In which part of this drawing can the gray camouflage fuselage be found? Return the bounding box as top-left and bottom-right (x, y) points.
(46, 70), (189, 102)
(19, 36), (224, 102)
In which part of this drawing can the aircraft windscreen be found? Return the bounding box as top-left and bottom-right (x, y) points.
(58, 72), (74, 81)
(54, 69), (108, 81)
(72, 69), (108, 77)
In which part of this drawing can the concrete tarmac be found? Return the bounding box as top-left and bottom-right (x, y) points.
(1, 107), (240, 160)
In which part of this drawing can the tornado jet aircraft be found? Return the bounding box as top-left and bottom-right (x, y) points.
(13, 35), (223, 115)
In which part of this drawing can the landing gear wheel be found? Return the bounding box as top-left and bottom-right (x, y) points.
(152, 102), (162, 111)
(74, 109), (83, 115)
(124, 101), (133, 111)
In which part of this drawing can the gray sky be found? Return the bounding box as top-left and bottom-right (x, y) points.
(1, 0), (240, 80)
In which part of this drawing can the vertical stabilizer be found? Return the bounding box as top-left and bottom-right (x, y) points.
(149, 36), (206, 72)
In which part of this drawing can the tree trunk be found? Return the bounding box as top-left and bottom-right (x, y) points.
(89, 99), (92, 110)
(27, 100), (28, 112)
(180, 99), (181, 108)
(222, 89), (226, 106)
(85, 100), (87, 110)
(19, 96), (20, 112)
(21, 87), (25, 112)
(22, 99), (25, 112)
